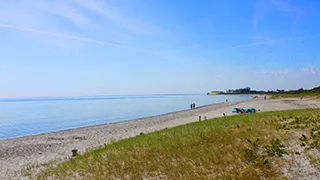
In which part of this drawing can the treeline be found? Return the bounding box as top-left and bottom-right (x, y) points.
(224, 86), (320, 95)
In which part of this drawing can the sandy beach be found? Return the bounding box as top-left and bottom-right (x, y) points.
(1, 96), (319, 179)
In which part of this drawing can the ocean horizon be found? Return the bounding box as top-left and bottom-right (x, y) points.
(0, 93), (203, 102)
(0, 94), (252, 140)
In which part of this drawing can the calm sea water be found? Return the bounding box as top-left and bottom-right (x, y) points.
(0, 94), (251, 140)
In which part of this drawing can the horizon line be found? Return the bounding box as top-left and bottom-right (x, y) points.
(0, 93), (207, 100)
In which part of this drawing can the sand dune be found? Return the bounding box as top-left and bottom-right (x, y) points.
(1, 96), (319, 179)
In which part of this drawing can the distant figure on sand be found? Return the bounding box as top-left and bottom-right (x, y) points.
(223, 113), (226, 117)
(264, 96), (266, 100)
(190, 103), (195, 110)
(226, 99), (228, 102)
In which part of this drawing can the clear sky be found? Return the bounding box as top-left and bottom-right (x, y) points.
(1, 0), (320, 98)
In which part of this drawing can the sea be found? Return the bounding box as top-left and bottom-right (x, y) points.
(0, 94), (252, 140)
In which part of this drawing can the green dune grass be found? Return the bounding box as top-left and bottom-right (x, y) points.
(271, 88), (320, 99)
(32, 109), (320, 179)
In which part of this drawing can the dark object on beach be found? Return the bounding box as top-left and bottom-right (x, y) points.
(232, 107), (256, 114)
(226, 99), (228, 102)
(264, 96), (266, 100)
(199, 116), (201, 121)
(72, 149), (78, 157)
(204, 116), (207, 120)
(232, 108), (241, 113)
(190, 103), (193, 110)
(223, 113), (226, 117)
(193, 103), (196, 109)
(72, 136), (87, 140)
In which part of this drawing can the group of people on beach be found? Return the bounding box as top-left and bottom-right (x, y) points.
(190, 103), (196, 110)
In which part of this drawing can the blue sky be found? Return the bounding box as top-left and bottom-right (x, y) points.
(1, 0), (320, 98)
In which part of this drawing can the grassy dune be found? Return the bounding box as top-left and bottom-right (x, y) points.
(32, 109), (320, 179)
(271, 88), (320, 99)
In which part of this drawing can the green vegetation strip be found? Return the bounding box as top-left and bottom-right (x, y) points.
(271, 88), (320, 99)
(33, 109), (320, 179)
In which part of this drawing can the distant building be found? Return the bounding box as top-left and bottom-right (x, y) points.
(207, 91), (224, 95)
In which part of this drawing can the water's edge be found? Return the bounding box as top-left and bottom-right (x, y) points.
(0, 95), (253, 141)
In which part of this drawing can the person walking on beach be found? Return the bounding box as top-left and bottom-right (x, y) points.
(193, 103), (196, 109)
(190, 103), (193, 110)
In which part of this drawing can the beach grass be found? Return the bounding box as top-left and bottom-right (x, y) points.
(271, 88), (320, 99)
(33, 109), (320, 179)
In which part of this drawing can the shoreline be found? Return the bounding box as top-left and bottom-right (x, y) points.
(1, 95), (252, 141)
(1, 95), (319, 179)
(0, 101), (243, 141)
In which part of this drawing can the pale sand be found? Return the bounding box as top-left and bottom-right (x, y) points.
(1, 96), (319, 179)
